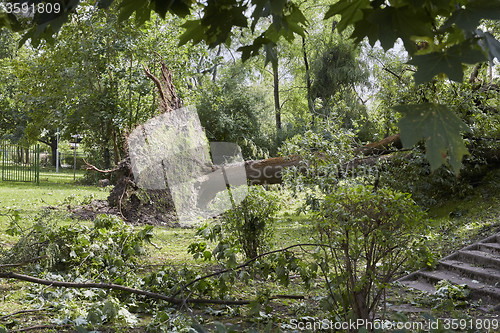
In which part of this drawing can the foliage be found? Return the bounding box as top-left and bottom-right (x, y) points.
(196, 66), (272, 159)
(432, 280), (471, 310)
(378, 151), (484, 208)
(314, 184), (426, 321)
(279, 120), (356, 195)
(191, 186), (281, 261)
(223, 186), (281, 259)
(1, 213), (154, 276)
(395, 103), (472, 173)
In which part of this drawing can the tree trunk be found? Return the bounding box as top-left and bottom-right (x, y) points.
(212, 45), (222, 82)
(273, 60), (281, 131)
(103, 146), (111, 169)
(302, 36), (315, 124)
(112, 129), (121, 165)
(39, 135), (58, 167)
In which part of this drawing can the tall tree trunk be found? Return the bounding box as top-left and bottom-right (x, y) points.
(112, 128), (121, 165)
(39, 135), (58, 167)
(103, 146), (111, 169)
(273, 60), (281, 131)
(212, 45), (222, 82)
(302, 36), (314, 125)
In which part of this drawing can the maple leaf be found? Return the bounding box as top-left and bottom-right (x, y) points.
(394, 103), (472, 173)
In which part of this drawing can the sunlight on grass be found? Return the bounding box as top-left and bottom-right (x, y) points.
(0, 168), (109, 245)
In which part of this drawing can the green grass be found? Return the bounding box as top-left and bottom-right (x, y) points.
(0, 167), (109, 245)
(424, 168), (500, 258)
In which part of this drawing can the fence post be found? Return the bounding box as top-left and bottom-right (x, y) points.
(36, 144), (40, 186)
(1, 142), (4, 181)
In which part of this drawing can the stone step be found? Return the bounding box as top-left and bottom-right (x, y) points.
(438, 259), (500, 286)
(458, 250), (500, 270)
(398, 279), (436, 294)
(479, 242), (500, 256)
(417, 269), (500, 302)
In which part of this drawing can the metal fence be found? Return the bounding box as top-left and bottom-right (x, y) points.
(1, 142), (40, 185)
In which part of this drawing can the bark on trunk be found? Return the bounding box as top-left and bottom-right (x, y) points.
(302, 36), (315, 124)
(273, 60), (281, 131)
(39, 135), (58, 167)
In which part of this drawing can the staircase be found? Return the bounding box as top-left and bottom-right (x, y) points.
(398, 232), (500, 312)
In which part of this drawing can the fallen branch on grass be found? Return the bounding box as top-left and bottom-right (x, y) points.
(0, 271), (250, 306)
(0, 271), (307, 306)
(0, 244), (326, 307)
(12, 324), (71, 332)
(173, 243), (331, 298)
(0, 308), (50, 321)
(0, 256), (48, 269)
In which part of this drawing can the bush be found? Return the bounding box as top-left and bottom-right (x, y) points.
(315, 184), (425, 322)
(63, 154), (85, 169)
(190, 186), (281, 262)
(379, 151), (484, 208)
(222, 186), (281, 259)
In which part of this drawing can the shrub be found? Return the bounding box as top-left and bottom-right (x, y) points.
(190, 186), (281, 262)
(314, 184), (425, 322)
(222, 186), (281, 259)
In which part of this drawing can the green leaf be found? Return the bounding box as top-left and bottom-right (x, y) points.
(365, 6), (434, 50)
(263, 42), (278, 67)
(478, 30), (500, 63)
(394, 103), (472, 173)
(97, 0), (115, 9)
(248, 300), (262, 316)
(75, 326), (89, 333)
(192, 323), (208, 333)
(324, 0), (371, 32)
(447, 0), (500, 31)
(118, 0), (146, 22)
(237, 36), (273, 62)
(409, 42), (486, 84)
(178, 20), (204, 46)
(270, 0), (287, 15)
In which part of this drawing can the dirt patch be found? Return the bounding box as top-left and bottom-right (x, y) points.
(69, 199), (191, 228)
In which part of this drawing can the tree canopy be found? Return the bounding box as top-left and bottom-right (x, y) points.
(1, 0), (500, 171)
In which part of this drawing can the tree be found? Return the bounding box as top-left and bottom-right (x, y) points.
(310, 40), (370, 132)
(195, 62), (272, 159)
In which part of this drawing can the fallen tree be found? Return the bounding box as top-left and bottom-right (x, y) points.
(85, 62), (499, 223)
(80, 60), (415, 222)
(244, 133), (403, 185)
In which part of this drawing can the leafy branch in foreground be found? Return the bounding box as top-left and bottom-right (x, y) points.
(395, 103), (472, 173)
(0, 242), (327, 307)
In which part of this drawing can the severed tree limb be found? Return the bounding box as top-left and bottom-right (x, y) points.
(0, 271), (250, 306)
(12, 324), (71, 332)
(173, 243), (331, 298)
(0, 271), (306, 306)
(83, 159), (120, 173)
(143, 61), (182, 113)
(0, 245), (324, 308)
(354, 133), (402, 155)
(144, 64), (168, 111)
(0, 255), (48, 268)
(0, 308), (50, 321)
